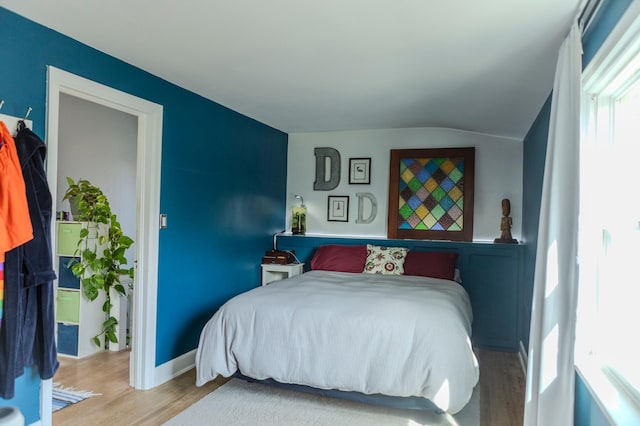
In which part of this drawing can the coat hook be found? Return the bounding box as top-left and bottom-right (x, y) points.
(0, 100), (4, 110)
(24, 107), (32, 120)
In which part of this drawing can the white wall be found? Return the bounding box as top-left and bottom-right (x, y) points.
(56, 93), (137, 263)
(287, 127), (523, 241)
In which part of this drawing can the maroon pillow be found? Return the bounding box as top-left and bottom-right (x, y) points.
(403, 251), (458, 280)
(310, 245), (367, 273)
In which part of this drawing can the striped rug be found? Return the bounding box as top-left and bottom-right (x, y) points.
(52, 383), (100, 412)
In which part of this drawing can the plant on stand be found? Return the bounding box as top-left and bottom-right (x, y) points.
(63, 177), (134, 349)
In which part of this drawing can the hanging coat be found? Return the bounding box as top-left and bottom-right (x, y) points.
(0, 121), (34, 333)
(0, 125), (57, 399)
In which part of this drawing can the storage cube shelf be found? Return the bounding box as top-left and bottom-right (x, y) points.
(57, 222), (82, 256)
(55, 289), (80, 323)
(57, 324), (80, 357)
(54, 221), (106, 359)
(58, 257), (80, 289)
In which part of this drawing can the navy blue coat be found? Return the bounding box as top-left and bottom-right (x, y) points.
(0, 125), (58, 399)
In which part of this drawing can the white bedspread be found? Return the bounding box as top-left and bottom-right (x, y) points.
(195, 270), (479, 413)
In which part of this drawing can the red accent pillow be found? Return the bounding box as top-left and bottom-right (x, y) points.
(310, 245), (367, 273)
(403, 251), (458, 280)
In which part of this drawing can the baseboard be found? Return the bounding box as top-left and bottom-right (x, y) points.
(154, 349), (196, 387)
(518, 340), (528, 377)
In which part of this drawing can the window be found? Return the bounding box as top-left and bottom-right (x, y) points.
(577, 4), (640, 422)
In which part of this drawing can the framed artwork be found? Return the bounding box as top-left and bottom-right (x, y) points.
(349, 158), (371, 184)
(328, 196), (349, 222)
(387, 148), (475, 241)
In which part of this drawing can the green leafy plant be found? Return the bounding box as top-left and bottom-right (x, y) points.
(63, 177), (134, 349)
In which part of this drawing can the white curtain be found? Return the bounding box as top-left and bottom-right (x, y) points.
(524, 22), (582, 426)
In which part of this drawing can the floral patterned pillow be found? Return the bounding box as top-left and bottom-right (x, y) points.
(363, 244), (409, 275)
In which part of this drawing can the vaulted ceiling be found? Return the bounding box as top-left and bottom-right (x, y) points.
(0, 0), (580, 139)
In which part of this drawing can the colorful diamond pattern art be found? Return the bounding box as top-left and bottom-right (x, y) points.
(397, 157), (466, 232)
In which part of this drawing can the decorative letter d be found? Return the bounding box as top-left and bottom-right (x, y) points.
(313, 147), (340, 191)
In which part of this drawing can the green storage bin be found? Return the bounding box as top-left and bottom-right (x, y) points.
(57, 223), (82, 256)
(56, 289), (80, 324)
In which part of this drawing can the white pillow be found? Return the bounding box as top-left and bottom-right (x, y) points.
(363, 244), (409, 275)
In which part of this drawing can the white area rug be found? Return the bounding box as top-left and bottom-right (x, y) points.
(164, 379), (479, 426)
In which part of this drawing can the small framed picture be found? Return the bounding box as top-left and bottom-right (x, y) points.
(349, 158), (371, 184)
(327, 196), (349, 222)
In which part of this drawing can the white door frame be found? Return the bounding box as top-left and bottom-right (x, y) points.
(42, 66), (163, 423)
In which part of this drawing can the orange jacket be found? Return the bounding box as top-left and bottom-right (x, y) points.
(0, 121), (33, 261)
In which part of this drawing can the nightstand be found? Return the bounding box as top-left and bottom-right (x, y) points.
(261, 263), (304, 285)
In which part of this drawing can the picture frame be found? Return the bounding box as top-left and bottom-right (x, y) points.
(387, 147), (475, 241)
(327, 196), (349, 222)
(349, 158), (371, 184)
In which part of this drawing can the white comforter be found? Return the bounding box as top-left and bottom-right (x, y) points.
(195, 270), (479, 413)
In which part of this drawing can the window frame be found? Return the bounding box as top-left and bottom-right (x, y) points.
(577, 3), (640, 424)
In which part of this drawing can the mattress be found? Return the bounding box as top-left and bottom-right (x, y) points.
(195, 270), (479, 413)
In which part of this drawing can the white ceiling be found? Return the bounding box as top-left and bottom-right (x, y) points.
(1, 0), (580, 140)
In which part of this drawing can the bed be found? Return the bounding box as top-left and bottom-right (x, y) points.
(195, 245), (479, 414)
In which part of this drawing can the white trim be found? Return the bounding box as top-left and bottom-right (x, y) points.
(578, 0), (604, 35)
(574, 362), (639, 426)
(576, 4), (640, 425)
(44, 64), (163, 405)
(154, 349), (197, 387)
(38, 379), (52, 426)
(583, 1), (640, 93)
(575, 365), (614, 424)
(519, 340), (528, 377)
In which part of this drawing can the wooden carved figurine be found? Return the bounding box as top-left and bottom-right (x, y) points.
(495, 198), (518, 244)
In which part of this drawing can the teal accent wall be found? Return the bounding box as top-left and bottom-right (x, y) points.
(574, 372), (610, 426)
(582, 0), (635, 65)
(520, 96), (551, 351)
(0, 7), (288, 423)
(519, 1), (633, 424)
(0, 371), (40, 425)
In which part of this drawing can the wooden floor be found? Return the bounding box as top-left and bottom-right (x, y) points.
(52, 348), (524, 425)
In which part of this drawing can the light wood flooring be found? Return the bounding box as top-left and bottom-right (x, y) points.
(52, 348), (524, 425)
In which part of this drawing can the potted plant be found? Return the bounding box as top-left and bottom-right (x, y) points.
(62, 177), (135, 349)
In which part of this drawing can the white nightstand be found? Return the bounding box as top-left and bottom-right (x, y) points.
(261, 263), (304, 285)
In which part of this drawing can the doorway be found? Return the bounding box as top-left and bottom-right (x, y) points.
(42, 66), (163, 424)
(56, 92), (137, 350)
